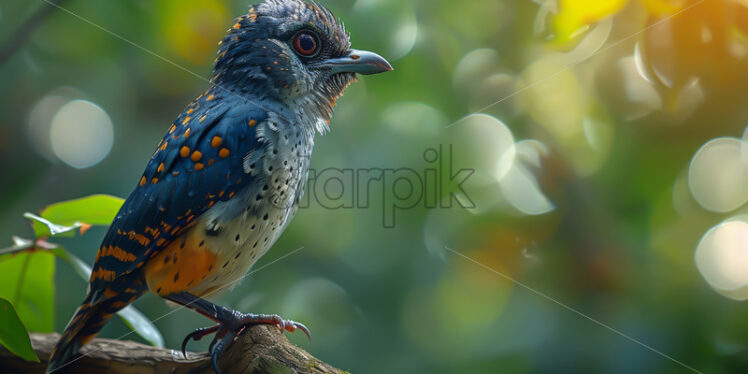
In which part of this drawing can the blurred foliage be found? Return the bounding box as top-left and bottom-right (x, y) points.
(29, 194), (123, 237)
(1, 0), (748, 373)
(0, 195), (163, 357)
(0, 250), (54, 332)
(0, 297), (39, 362)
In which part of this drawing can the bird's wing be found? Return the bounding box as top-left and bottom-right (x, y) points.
(88, 94), (269, 297)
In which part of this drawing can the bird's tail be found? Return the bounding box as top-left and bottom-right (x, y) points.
(46, 295), (115, 373)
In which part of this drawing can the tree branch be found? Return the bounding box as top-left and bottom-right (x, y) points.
(0, 326), (345, 374)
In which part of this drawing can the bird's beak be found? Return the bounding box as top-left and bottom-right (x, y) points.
(320, 49), (393, 75)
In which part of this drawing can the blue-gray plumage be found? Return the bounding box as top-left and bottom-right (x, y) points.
(47, 1), (391, 373)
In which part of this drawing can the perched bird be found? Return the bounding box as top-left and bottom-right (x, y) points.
(46, 0), (391, 372)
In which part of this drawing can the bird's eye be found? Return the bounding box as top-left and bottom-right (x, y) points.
(293, 32), (318, 57)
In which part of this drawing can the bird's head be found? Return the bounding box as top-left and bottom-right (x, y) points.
(211, 0), (392, 130)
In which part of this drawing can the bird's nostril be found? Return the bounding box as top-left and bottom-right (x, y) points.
(350, 55), (360, 60)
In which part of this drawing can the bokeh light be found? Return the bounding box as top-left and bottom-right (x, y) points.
(388, 10), (418, 61)
(695, 219), (748, 300)
(382, 102), (446, 137)
(451, 113), (515, 184)
(498, 140), (554, 215)
(688, 137), (748, 212)
(49, 100), (114, 169)
(27, 87), (84, 162)
(6, 0), (748, 372)
(618, 53), (662, 120)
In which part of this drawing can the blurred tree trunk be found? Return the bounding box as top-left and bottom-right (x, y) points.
(0, 326), (343, 374)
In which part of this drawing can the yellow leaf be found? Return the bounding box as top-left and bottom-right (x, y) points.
(159, 0), (229, 65)
(554, 0), (627, 43)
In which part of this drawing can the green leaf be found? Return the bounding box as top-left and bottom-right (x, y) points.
(0, 298), (39, 362)
(24, 213), (81, 237)
(0, 252), (55, 333)
(117, 306), (164, 348)
(51, 248), (163, 347)
(50, 248), (92, 281)
(30, 195), (124, 238)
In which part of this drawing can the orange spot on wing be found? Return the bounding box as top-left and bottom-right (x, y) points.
(180, 146), (190, 158)
(101, 245), (137, 262)
(157, 163), (165, 173)
(127, 232), (151, 247)
(249, 8), (257, 22)
(111, 301), (129, 309)
(219, 148), (230, 158)
(91, 267), (116, 282)
(184, 128), (191, 138)
(140, 176), (146, 186)
(199, 115), (207, 123)
(211, 136), (223, 148)
(151, 177), (159, 184)
(248, 119), (256, 126)
(191, 150), (202, 162)
(182, 116), (191, 125)
(194, 162), (204, 171)
(207, 94), (215, 101)
(103, 287), (118, 298)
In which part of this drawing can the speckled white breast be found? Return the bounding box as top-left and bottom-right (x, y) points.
(188, 114), (314, 297)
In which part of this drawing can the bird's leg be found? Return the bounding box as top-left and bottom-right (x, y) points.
(164, 291), (310, 374)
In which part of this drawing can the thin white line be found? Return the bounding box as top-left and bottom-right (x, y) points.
(39, 0), (289, 122)
(445, 0), (705, 129)
(51, 246), (306, 372)
(443, 246), (702, 373)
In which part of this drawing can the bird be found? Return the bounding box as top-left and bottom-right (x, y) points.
(46, 1), (391, 372)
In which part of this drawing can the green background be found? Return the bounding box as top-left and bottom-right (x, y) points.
(1, 0), (748, 373)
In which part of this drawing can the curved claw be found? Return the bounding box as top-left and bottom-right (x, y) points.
(181, 334), (193, 359)
(262, 315), (312, 341)
(208, 334), (219, 355)
(283, 320), (311, 341)
(182, 312), (310, 373)
(211, 349), (221, 374)
(211, 332), (236, 374)
(181, 325), (220, 358)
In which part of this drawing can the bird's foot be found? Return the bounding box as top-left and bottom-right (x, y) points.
(181, 311), (310, 374)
